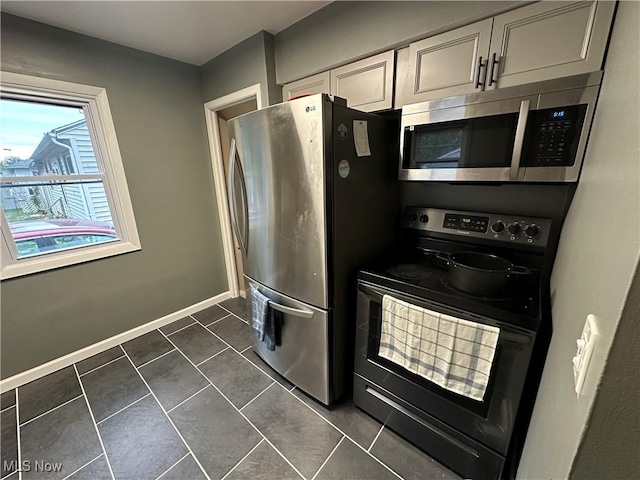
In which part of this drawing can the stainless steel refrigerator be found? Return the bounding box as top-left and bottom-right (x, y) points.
(227, 94), (397, 405)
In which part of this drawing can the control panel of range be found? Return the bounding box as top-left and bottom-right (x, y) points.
(402, 207), (551, 247)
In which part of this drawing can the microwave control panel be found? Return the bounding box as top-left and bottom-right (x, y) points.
(525, 104), (587, 167)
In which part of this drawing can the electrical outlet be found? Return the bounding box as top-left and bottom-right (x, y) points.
(572, 314), (599, 396)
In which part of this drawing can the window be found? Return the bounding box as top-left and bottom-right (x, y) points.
(0, 72), (140, 279)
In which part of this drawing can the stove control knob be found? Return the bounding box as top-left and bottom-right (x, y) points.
(408, 212), (418, 222)
(507, 222), (521, 235)
(419, 214), (429, 223)
(524, 224), (540, 238)
(491, 221), (505, 234)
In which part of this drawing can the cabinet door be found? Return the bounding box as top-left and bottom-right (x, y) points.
(487, 1), (616, 89)
(402, 18), (493, 105)
(282, 71), (330, 100)
(330, 50), (395, 112)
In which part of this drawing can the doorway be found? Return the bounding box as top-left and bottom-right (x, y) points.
(204, 85), (262, 299)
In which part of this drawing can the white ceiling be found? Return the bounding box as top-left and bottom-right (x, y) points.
(1, 1), (331, 66)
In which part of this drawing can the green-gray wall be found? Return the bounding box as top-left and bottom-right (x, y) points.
(200, 30), (281, 105)
(570, 265), (640, 480)
(274, 0), (523, 84)
(0, 14), (227, 378)
(517, 1), (640, 477)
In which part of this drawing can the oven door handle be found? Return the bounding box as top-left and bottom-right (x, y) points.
(509, 99), (531, 181)
(358, 283), (385, 302)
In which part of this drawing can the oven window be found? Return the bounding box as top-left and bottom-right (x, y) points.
(404, 112), (519, 170)
(365, 297), (496, 418)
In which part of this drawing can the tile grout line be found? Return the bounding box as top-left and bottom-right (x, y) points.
(310, 436), (345, 480)
(15, 388), (22, 480)
(156, 329), (308, 480)
(282, 379), (402, 479)
(219, 438), (264, 480)
(239, 382), (275, 412)
(120, 342), (212, 480)
(96, 393), (152, 425)
(61, 453), (103, 480)
(0, 404), (15, 414)
(166, 385), (211, 414)
(155, 452), (190, 480)
(289, 385), (296, 392)
(191, 317), (283, 388)
(73, 365), (117, 480)
(368, 424), (385, 453)
(136, 348), (177, 369)
(211, 305), (249, 324)
(19, 394), (84, 427)
(79, 355), (125, 377)
(164, 321), (198, 336)
(196, 313), (233, 328)
(195, 346), (231, 366)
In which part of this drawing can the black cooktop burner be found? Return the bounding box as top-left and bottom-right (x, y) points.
(360, 240), (542, 329)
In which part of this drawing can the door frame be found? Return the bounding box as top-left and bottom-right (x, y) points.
(204, 84), (263, 298)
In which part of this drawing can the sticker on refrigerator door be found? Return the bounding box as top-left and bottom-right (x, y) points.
(337, 123), (348, 140)
(338, 159), (350, 178)
(353, 120), (371, 157)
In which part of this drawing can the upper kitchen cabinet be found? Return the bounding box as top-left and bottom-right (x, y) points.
(400, 18), (493, 105)
(398, 1), (615, 106)
(282, 71), (330, 100)
(330, 50), (395, 112)
(487, 1), (616, 90)
(281, 50), (395, 112)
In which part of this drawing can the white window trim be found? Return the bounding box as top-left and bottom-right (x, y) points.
(0, 71), (140, 280)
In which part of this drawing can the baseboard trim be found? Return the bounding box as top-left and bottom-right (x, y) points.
(0, 290), (231, 392)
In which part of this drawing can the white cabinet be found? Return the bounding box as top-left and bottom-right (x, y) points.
(330, 50), (395, 112)
(401, 19), (493, 105)
(282, 50), (395, 112)
(282, 71), (330, 101)
(487, 1), (616, 89)
(400, 1), (615, 106)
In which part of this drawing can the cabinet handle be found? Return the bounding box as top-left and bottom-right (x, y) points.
(474, 56), (485, 89)
(488, 53), (499, 87)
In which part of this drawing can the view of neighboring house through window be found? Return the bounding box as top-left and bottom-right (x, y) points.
(1, 72), (140, 279)
(1, 99), (117, 258)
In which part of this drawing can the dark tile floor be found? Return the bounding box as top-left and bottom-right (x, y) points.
(0, 297), (460, 480)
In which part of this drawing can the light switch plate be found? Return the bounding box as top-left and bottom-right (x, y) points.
(573, 314), (599, 396)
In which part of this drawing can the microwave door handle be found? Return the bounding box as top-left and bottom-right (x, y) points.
(227, 138), (247, 256)
(510, 99), (531, 181)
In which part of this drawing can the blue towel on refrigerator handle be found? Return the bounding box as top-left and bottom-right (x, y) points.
(251, 285), (269, 342)
(250, 286), (276, 351)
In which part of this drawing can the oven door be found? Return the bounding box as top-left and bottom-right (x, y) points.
(354, 280), (536, 455)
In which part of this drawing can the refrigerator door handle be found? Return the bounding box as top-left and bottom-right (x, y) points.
(268, 299), (314, 318)
(235, 146), (250, 254)
(227, 138), (247, 256)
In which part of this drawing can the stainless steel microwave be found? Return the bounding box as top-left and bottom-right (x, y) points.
(399, 72), (602, 182)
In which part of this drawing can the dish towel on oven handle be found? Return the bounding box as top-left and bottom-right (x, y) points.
(378, 295), (500, 401)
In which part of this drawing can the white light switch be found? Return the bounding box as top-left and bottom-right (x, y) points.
(573, 314), (599, 396)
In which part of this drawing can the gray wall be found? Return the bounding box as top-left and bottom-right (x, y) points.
(0, 14), (227, 378)
(517, 1), (640, 477)
(570, 265), (640, 480)
(274, 1), (522, 84)
(200, 30), (281, 105)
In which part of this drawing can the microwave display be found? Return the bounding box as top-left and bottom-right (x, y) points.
(523, 104), (588, 167)
(403, 113), (519, 170)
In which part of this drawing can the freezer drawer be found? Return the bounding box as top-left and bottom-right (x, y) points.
(246, 278), (332, 405)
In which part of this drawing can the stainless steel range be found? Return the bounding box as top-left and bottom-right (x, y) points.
(353, 206), (554, 480)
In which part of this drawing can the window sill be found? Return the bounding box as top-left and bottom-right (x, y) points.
(0, 240), (141, 280)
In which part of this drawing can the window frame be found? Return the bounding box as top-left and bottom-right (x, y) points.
(0, 72), (140, 279)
